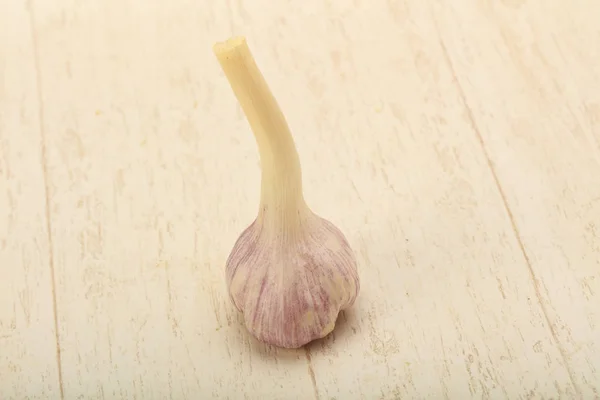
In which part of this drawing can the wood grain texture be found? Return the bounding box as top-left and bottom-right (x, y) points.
(1, 0), (598, 399)
(0, 1), (62, 398)
(433, 1), (600, 397)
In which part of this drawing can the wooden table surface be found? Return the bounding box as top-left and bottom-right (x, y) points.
(1, 0), (599, 399)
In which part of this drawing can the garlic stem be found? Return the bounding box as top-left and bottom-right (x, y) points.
(213, 37), (307, 227)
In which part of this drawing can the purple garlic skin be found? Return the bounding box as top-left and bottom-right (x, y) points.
(225, 211), (360, 348)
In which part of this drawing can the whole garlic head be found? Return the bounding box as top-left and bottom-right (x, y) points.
(214, 36), (360, 348)
(226, 211), (359, 348)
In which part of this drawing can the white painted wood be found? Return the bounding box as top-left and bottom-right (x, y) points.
(433, 1), (600, 397)
(1, 0), (598, 398)
(0, 1), (61, 398)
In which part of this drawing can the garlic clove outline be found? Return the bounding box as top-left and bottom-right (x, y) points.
(213, 36), (360, 348)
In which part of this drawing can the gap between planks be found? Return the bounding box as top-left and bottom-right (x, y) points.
(26, 1), (65, 399)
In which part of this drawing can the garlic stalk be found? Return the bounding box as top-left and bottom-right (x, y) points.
(213, 36), (360, 348)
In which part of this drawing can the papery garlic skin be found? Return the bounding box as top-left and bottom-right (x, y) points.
(226, 211), (360, 348)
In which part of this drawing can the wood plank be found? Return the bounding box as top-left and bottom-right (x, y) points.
(30, 0), (315, 398)
(295, 1), (581, 398)
(0, 1), (61, 399)
(432, 0), (600, 397)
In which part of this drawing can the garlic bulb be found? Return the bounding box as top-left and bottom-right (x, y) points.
(213, 36), (360, 349)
